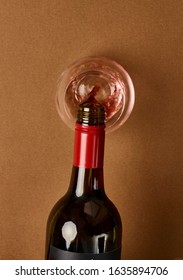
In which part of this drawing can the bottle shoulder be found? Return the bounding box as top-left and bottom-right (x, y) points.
(48, 191), (121, 230)
(48, 191), (121, 221)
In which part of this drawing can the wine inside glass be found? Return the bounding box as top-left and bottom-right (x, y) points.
(56, 56), (135, 133)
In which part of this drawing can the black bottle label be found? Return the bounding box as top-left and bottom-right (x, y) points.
(49, 245), (121, 260)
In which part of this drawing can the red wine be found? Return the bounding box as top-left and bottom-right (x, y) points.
(45, 92), (122, 259)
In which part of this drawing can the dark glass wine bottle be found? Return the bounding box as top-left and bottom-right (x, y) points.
(45, 89), (122, 260)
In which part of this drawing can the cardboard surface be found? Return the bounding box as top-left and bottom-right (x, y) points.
(0, 0), (183, 259)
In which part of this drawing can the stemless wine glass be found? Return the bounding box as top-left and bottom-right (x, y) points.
(56, 56), (135, 133)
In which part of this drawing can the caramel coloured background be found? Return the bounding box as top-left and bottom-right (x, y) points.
(0, 0), (183, 259)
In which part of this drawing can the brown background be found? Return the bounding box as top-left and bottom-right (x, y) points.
(0, 0), (183, 260)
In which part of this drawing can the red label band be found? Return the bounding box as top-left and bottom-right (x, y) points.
(73, 124), (105, 168)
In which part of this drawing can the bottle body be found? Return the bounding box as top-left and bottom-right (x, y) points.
(45, 166), (122, 259)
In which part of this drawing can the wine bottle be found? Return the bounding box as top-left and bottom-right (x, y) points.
(45, 87), (122, 260)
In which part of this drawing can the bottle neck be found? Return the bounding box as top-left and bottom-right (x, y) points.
(69, 167), (104, 197)
(68, 123), (105, 197)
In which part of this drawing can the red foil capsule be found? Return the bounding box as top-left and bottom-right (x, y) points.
(73, 124), (105, 168)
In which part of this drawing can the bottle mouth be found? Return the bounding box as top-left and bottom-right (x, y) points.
(76, 86), (105, 126)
